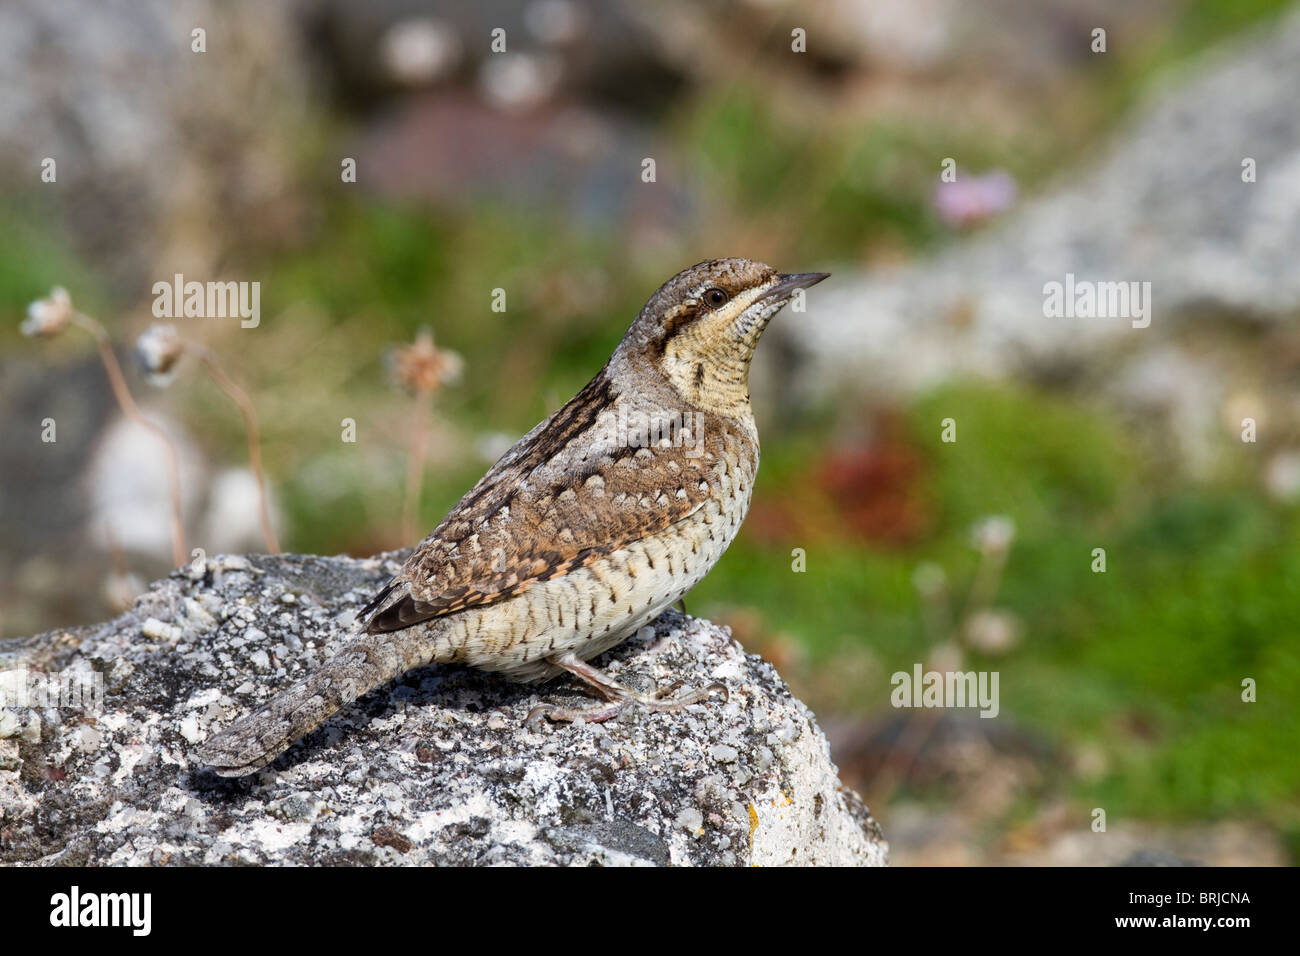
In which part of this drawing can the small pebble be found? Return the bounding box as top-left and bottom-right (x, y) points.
(141, 618), (181, 643)
(675, 807), (704, 833)
(710, 743), (739, 763)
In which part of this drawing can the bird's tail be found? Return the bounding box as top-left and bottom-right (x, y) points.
(194, 624), (436, 777)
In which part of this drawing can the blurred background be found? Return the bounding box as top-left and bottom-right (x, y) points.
(2, 0), (1299, 864)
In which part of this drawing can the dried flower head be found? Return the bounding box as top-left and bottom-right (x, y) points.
(135, 323), (186, 387)
(21, 287), (73, 338)
(388, 327), (463, 395)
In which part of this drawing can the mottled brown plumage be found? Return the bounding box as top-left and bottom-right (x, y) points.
(196, 257), (827, 776)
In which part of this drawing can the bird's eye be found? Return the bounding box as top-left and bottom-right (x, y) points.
(704, 288), (729, 308)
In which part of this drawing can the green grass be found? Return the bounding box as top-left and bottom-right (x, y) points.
(691, 382), (1300, 825)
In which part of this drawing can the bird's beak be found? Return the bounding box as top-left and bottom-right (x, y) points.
(761, 272), (830, 303)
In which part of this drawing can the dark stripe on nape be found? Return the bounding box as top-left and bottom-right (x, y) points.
(654, 303), (704, 354)
(455, 370), (613, 516)
(663, 302), (701, 336)
(518, 372), (613, 472)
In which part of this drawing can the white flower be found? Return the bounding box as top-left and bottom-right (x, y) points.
(911, 561), (948, 598)
(21, 286), (73, 337)
(1265, 451), (1300, 502)
(972, 516), (1016, 555)
(964, 609), (1021, 655)
(381, 18), (461, 86)
(478, 52), (562, 111)
(926, 641), (964, 674)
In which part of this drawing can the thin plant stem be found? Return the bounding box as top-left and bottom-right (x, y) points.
(963, 547), (1009, 621)
(70, 312), (187, 567)
(401, 397), (431, 545)
(873, 706), (943, 805)
(193, 347), (280, 553)
(104, 522), (127, 577)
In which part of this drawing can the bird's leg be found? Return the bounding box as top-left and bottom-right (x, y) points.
(675, 597), (688, 613)
(525, 652), (726, 726)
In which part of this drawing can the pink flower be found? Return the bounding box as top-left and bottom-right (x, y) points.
(933, 170), (1018, 229)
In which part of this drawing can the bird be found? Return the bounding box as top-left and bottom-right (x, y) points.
(196, 257), (828, 777)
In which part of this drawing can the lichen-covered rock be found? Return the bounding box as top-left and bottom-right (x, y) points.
(0, 552), (886, 866)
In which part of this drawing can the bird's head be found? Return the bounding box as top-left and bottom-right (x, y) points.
(620, 257), (828, 415)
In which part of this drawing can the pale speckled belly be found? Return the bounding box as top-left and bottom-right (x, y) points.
(431, 444), (757, 682)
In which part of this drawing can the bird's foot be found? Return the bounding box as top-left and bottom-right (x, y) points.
(524, 652), (726, 727)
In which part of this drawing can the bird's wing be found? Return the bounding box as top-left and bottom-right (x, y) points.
(364, 370), (736, 633)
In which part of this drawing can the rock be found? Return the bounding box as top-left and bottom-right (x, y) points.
(304, 0), (689, 111)
(0, 351), (284, 634)
(772, 7), (1300, 457)
(0, 551), (886, 866)
(0, 0), (306, 289)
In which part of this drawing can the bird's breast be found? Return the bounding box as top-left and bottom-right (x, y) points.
(432, 430), (758, 682)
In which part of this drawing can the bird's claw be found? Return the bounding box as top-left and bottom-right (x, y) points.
(525, 679), (727, 726)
